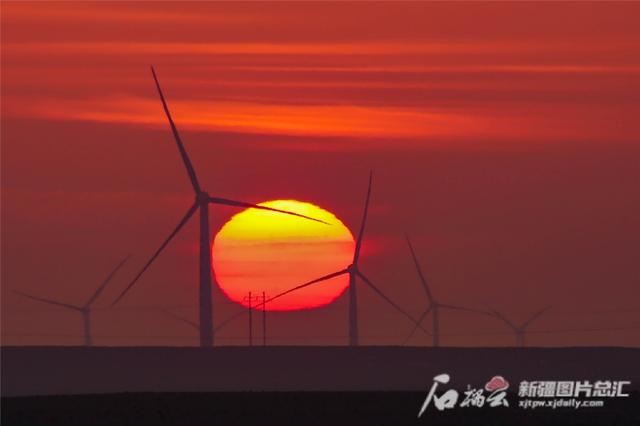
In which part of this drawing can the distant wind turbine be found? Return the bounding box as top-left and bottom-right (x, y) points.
(490, 307), (551, 347)
(14, 256), (129, 346)
(111, 67), (327, 348)
(257, 173), (429, 346)
(162, 309), (199, 330)
(403, 235), (489, 347)
(162, 309), (239, 338)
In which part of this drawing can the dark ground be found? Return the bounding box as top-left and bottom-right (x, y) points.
(2, 391), (639, 426)
(2, 346), (639, 395)
(2, 346), (639, 425)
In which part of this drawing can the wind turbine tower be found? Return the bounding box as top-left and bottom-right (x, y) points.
(15, 256), (129, 346)
(404, 235), (489, 347)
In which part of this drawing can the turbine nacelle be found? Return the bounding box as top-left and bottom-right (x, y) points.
(489, 307), (551, 347)
(196, 191), (210, 204)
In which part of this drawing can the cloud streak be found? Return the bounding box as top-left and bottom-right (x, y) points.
(8, 96), (489, 139)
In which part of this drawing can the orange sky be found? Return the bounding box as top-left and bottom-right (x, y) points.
(2, 2), (640, 347)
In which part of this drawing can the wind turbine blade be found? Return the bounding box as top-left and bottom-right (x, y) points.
(162, 309), (199, 330)
(150, 66), (201, 194)
(84, 255), (131, 307)
(402, 305), (433, 345)
(257, 269), (349, 307)
(213, 269), (349, 331)
(353, 171), (373, 263)
(13, 290), (82, 311)
(112, 202), (198, 306)
(356, 271), (431, 336)
(405, 234), (435, 303)
(214, 309), (247, 332)
(521, 306), (551, 329)
(164, 307), (244, 333)
(489, 308), (519, 331)
(438, 303), (491, 316)
(208, 197), (329, 224)
(242, 271), (350, 342)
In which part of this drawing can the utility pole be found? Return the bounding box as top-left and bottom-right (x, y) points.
(244, 292), (267, 347)
(262, 291), (266, 347)
(248, 292), (253, 346)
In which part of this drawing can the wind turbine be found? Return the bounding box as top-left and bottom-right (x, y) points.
(14, 256), (129, 346)
(111, 67), (325, 347)
(165, 291), (269, 346)
(403, 235), (488, 347)
(256, 173), (429, 346)
(162, 309), (240, 341)
(490, 307), (551, 347)
(162, 309), (200, 331)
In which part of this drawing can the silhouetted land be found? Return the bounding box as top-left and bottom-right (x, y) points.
(3, 391), (639, 425)
(2, 346), (638, 395)
(2, 346), (639, 425)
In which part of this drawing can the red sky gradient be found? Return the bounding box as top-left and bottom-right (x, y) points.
(2, 2), (639, 347)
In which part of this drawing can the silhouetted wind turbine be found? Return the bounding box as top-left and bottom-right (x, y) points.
(162, 309), (199, 330)
(490, 306), (551, 347)
(162, 309), (239, 338)
(112, 67), (325, 347)
(14, 256), (129, 346)
(403, 235), (489, 347)
(256, 173), (429, 346)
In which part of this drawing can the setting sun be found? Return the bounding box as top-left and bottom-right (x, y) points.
(212, 200), (355, 311)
